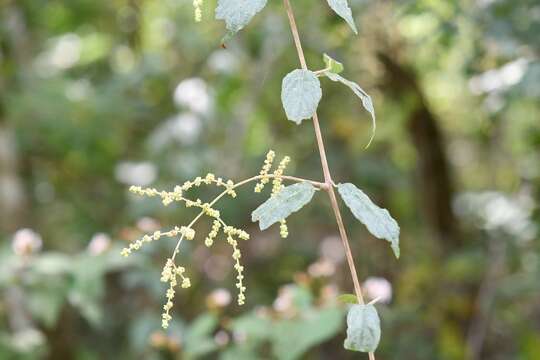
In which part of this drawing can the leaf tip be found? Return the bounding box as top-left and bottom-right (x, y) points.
(392, 244), (400, 259)
(364, 131), (375, 149)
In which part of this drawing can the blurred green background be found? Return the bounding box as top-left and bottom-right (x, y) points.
(1, 0), (539, 359)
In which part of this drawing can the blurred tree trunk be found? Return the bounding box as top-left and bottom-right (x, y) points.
(376, 49), (476, 357)
(377, 52), (462, 250)
(0, 1), (28, 233)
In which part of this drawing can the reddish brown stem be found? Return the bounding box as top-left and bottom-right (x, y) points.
(282, 1), (373, 358)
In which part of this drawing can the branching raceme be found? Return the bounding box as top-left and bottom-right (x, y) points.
(122, 154), (325, 328)
(123, 0), (401, 357)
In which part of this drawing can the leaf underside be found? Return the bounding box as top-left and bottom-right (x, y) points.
(215, 0), (267, 34)
(326, 0), (358, 34)
(281, 69), (323, 124)
(337, 183), (400, 258)
(252, 182), (316, 230)
(344, 304), (381, 352)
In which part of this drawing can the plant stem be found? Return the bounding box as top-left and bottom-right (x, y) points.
(283, 1), (373, 358)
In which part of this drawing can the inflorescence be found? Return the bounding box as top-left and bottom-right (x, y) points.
(254, 150), (291, 239)
(193, 0), (203, 22)
(121, 150), (293, 329)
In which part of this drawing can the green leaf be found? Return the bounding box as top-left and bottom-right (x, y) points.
(344, 304), (381, 352)
(273, 308), (343, 360)
(27, 279), (69, 328)
(215, 0), (267, 34)
(252, 182), (316, 230)
(31, 253), (72, 275)
(186, 313), (219, 340)
(68, 255), (107, 326)
(326, 0), (358, 34)
(337, 293), (358, 304)
(337, 183), (400, 258)
(185, 313), (219, 358)
(281, 69), (322, 124)
(324, 72), (376, 147)
(230, 314), (272, 343)
(323, 53), (344, 74)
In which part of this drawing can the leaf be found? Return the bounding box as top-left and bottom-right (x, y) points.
(68, 255), (107, 326)
(337, 183), (400, 258)
(337, 293), (358, 304)
(344, 304), (381, 352)
(252, 182), (316, 230)
(326, 0), (358, 34)
(215, 0), (267, 34)
(323, 53), (344, 74)
(273, 307), (343, 360)
(27, 279), (69, 328)
(185, 313), (219, 357)
(281, 69), (323, 124)
(324, 72), (376, 147)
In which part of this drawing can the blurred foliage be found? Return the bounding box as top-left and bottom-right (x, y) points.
(0, 0), (539, 359)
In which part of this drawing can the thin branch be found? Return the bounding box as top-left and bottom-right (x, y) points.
(283, 1), (373, 359)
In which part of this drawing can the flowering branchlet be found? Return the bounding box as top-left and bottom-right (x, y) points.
(254, 150), (275, 192)
(193, 0), (203, 22)
(279, 219), (289, 238)
(122, 151), (309, 329)
(161, 259), (191, 329)
(205, 220), (221, 247)
(272, 155), (290, 195)
(253, 151), (292, 238)
(121, 228), (179, 257)
(126, 172), (253, 328)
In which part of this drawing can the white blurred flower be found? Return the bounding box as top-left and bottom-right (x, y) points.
(469, 58), (529, 95)
(273, 285), (295, 314)
(214, 330), (230, 347)
(115, 161), (157, 186)
(11, 328), (45, 351)
(319, 236), (345, 264)
(173, 78), (211, 114)
(34, 33), (81, 76)
(307, 258), (336, 278)
(206, 288), (232, 309)
(87, 233), (111, 256)
(207, 50), (239, 74)
(454, 190), (537, 242)
(148, 113), (202, 150)
(362, 277), (392, 304)
(12, 228), (43, 256)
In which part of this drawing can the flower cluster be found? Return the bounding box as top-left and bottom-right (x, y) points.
(161, 259), (191, 329)
(180, 226), (195, 240)
(272, 155), (290, 195)
(129, 173), (236, 208)
(254, 151), (291, 238)
(205, 220), (221, 247)
(121, 228), (182, 257)
(279, 219), (289, 238)
(122, 150), (304, 329)
(254, 150), (275, 192)
(193, 0), (203, 22)
(126, 171), (253, 328)
(223, 225), (249, 305)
